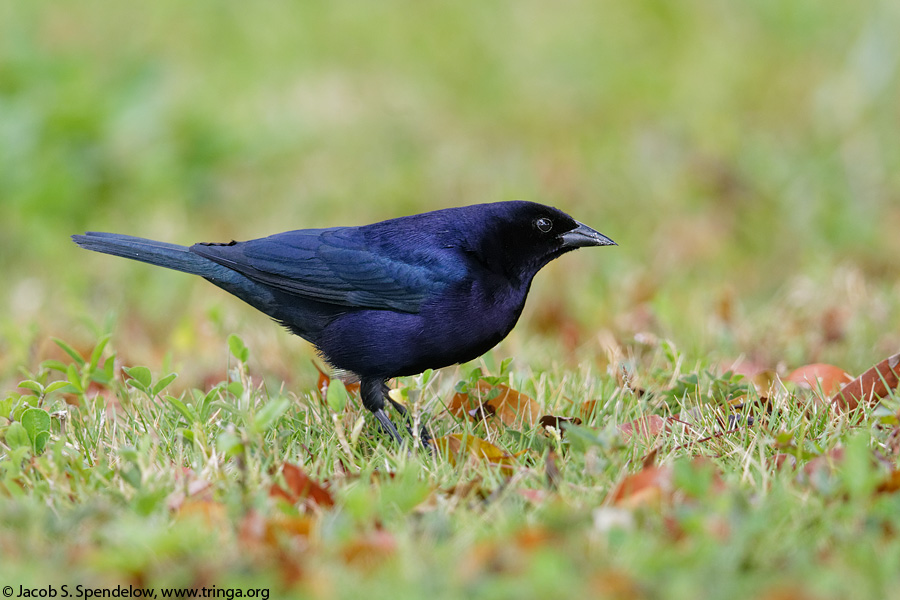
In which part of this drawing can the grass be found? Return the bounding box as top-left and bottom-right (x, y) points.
(3, 330), (900, 599)
(3, 0), (900, 598)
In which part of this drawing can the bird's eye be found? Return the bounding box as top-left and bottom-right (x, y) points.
(535, 217), (553, 233)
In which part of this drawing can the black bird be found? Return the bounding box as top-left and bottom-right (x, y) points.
(72, 201), (615, 445)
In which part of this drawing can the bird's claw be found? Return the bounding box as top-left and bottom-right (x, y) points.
(372, 406), (432, 453)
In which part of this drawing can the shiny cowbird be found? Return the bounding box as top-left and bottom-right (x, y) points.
(73, 201), (615, 444)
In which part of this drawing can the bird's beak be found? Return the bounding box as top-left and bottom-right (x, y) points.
(560, 221), (617, 248)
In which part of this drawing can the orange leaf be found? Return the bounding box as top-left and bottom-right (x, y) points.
(431, 433), (521, 473)
(618, 415), (668, 442)
(831, 353), (900, 411)
(786, 363), (853, 396)
(610, 464), (672, 507)
(448, 380), (540, 428)
(341, 530), (396, 569)
(273, 463), (335, 509)
(313, 362), (360, 396)
(610, 458), (724, 507)
(575, 400), (599, 419)
(175, 499), (227, 528)
(876, 470), (900, 494)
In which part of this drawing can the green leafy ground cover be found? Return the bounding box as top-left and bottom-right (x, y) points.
(2, 2), (900, 598)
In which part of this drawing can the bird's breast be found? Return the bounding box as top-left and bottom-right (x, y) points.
(315, 279), (530, 379)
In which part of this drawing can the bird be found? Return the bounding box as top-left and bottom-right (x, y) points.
(72, 201), (615, 446)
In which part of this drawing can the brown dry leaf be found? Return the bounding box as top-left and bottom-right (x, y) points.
(575, 400), (599, 419)
(727, 358), (776, 394)
(448, 380), (541, 428)
(545, 450), (561, 489)
(802, 447), (845, 479)
(237, 510), (310, 585)
(610, 465), (672, 508)
(618, 415), (669, 443)
(239, 509), (314, 548)
(831, 353), (900, 411)
(610, 458), (724, 508)
(589, 569), (645, 600)
(270, 463), (335, 510)
(539, 415), (582, 436)
(876, 470), (900, 495)
(167, 468), (214, 511)
(431, 433), (522, 474)
(175, 499), (227, 528)
(786, 363), (853, 397)
(442, 477), (491, 502)
(341, 530), (396, 569)
(313, 362), (360, 396)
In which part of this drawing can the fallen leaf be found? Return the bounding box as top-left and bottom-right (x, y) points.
(831, 353), (900, 411)
(539, 415), (582, 436)
(448, 380), (540, 428)
(876, 470), (900, 495)
(618, 415), (669, 443)
(588, 569), (644, 600)
(431, 434), (522, 474)
(175, 499), (227, 528)
(545, 450), (561, 489)
(802, 447), (845, 479)
(610, 465), (672, 508)
(610, 458), (724, 508)
(342, 530), (396, 569)
(313, 362), (360, 397)
(270, 463), (335, 510)
(786, 363), (853, 397)
(166, 468), (214, 511)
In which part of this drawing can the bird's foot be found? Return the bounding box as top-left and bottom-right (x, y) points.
(387, 397), (432, 452)
(372, 408), (403, 445)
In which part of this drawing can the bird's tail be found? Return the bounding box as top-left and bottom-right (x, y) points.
(72, 232), (218, 277)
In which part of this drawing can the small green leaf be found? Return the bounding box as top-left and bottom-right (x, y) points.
(17, 380), (43, 395)
(44, 381), (72, 395)
(102, 356), (116, 382)
(326, 378), (349, 412)
(21, 407), (51, 436)
(89, 335), (111, 371)
(52, 338), (86, 366)
(227, 334), (250, 363)
(0, 396), (16, 419)
(4, 422), (31, 450)
(21, 408), (51, 454)
(67, 364), (84, 393)
(40, 359), (70, 373)
(124, 366), (152, 391)
(32, 431), (50, 454)
(168, 396), (196, 424)
(216, 432), (245, 457)
(226, 381), (244, 398)
(252, 396), (290, 432)
(151, 373), (178, 396)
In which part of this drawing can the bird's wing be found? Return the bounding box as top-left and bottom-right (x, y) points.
(190, 227), (459, 313)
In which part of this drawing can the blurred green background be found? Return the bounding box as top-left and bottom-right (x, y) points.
(2, 0), (899, 383)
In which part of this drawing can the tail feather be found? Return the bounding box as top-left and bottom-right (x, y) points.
(72, 232), (215, 276)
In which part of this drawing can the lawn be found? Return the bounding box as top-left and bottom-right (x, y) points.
(2, 1), (900, 598)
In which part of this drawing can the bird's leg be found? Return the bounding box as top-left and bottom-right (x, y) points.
(360, 377), (403, 445)
(382, 382), (433, 450)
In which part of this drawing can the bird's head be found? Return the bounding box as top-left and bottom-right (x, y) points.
(465, 201), (616, 284)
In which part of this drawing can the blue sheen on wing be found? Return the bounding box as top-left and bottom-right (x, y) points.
(190, 226), (463, 313)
